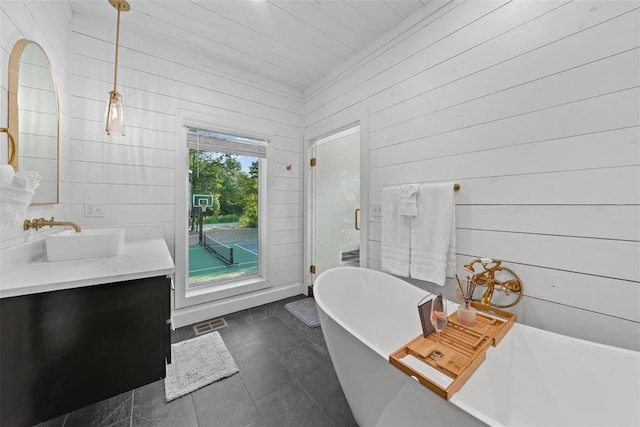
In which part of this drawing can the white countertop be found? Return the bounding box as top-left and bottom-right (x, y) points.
(0, 238), (175, 298)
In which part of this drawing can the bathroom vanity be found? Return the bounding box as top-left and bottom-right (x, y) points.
(0, 238), (175, 427)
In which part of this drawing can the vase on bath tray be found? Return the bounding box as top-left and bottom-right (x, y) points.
(457, 302), (477, 327)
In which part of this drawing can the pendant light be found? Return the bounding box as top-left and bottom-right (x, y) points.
(105, 0), (130, 136)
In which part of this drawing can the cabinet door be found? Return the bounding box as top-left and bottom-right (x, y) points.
(164, 276), (172, 364)
(1, 276), (167, 426)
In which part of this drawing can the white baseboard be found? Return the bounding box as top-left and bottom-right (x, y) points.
(171, 283), (302, 328)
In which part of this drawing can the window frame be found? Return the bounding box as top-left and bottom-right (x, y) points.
(174, 113), (271, 310)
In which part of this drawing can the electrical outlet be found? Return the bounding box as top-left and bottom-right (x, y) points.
(84, 203), (104, 218)
(370, 204), (382, 218)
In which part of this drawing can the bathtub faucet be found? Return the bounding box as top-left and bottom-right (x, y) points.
(462, 258), (523, 308)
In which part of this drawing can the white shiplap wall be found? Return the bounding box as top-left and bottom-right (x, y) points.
(304, 0), (640, 351)
(68, 14), (303, 322)
(0, 1), (71, 249)
(2, 2), (304, 323)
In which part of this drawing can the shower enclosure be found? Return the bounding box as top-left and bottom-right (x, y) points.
(310, 126), (361, 280)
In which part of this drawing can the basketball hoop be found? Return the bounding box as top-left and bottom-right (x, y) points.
(193, 194), (213, 214)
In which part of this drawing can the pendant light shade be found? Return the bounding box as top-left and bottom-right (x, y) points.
(105, 0), (129, 136)
(106, 90), (125, 136)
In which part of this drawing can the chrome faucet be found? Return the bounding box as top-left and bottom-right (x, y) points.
(23, 217), (81, 233)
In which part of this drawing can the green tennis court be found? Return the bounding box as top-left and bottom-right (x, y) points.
(189, 239), (258, 285)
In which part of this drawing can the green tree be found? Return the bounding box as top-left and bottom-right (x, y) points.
(248, 161), (258, 179)
(238, 160), (258, 228)
(217, 154), (244, 215)
(189, 151), (258, 227)
(238, 193), (258, 228)
(190, 150), (224, 199)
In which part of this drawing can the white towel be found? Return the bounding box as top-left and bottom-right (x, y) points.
(397, 184), (418, 216)
(0, 164), (15, 186)
(381, 187), (411, 277)
(410, 183), (456, 286)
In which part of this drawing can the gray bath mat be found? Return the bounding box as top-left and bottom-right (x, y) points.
(164, 331), (239, 402)
(285, 297), (320, 328)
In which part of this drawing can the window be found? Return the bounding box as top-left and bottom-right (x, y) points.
(186, 128), (266, 288)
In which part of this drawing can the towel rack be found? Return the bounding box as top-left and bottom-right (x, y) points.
(383, 182), (460, 191)
(0, 128), (16, 166)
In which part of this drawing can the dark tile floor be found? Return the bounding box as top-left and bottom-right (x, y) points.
(35, 295), (358, 427)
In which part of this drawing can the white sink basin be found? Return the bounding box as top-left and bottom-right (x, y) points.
(46, 228), (125, 262)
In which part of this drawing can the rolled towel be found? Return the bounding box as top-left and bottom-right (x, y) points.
(26, 171), (42, 191)
(13, 171), (42, 191)
(397, 184), (418, 216)
(11, 173), (28, 189)
(0, 164), (15, 186)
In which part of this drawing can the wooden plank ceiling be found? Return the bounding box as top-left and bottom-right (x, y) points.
(70, 0), (428, 91)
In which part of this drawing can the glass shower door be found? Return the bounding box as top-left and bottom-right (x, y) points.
(312, 126), (360, 279)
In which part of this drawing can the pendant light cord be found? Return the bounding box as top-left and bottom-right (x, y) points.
(113, 6), (121, 93)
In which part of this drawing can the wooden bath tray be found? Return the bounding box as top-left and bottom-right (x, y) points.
(389, 302), (516, 400)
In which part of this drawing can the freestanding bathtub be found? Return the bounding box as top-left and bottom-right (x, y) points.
(314, 267), (640, 427)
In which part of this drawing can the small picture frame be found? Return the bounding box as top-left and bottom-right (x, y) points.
(417, 295), (435, 338)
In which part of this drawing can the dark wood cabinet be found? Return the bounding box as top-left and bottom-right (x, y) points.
(0, 276), (171, 427)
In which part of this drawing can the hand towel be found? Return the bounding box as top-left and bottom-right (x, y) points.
(12, 171), (42, 191)
(381, 187), (411, 277)
(397, 184), (418, 216)
(11, 173), (29, 189)
(0, 168), (39, 223)
(410, 183), (456, 286)
(0, 164), (15, 186)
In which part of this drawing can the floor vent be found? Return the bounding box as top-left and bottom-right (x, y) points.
(193, 317), (228, 336)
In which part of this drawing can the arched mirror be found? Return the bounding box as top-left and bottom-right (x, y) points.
(8, 39), (59, 204)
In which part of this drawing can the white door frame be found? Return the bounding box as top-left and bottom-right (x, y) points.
(303, 111), (369, 293)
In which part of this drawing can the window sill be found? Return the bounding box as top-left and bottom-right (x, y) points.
(185, 275), (270, 302)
